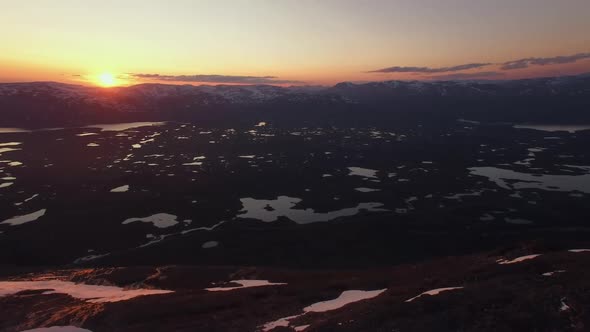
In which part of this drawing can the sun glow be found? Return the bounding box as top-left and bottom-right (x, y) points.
(97, 72), (117, 87)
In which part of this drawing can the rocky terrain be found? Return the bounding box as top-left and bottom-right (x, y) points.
(1, 245), (590, 332)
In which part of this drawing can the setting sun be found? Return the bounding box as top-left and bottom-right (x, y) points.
(97, 72), (116, 87)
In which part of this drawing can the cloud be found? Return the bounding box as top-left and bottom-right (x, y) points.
(501, 52), (590, 70)
(369, 63), (491, 74)
(130, 73), (302, 84)
(428, 71), (505, 80)
(369, 51), (590, 75)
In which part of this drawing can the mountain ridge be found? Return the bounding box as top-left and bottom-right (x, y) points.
(1, 73), (589, 128)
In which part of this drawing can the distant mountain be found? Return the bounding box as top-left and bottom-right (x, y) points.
(1, 73), (589, 127)
(328, 74), (590, 102)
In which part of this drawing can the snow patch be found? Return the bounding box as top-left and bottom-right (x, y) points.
(569, 249), (590, 253)
(0, 280), (172, 303)
(20, 327), (93, 332)
(354, 187), (381, 192)
(205, 280), (286, 292)
(304, 289), (387, 313)
(497, 254), (541, 265)
(110, 185), (129, 193)
(542, 270), (566, 277)
(405, 287), (463, 302)
(260, 289), (386, 331)
(1, 209), (46, 226)
(202, 241), (219, 249)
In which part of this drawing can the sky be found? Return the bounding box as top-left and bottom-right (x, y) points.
(1, 0), (589, 86)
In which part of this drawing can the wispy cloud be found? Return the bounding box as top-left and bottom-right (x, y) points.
(369, 63), (491, 74)
(369, 52), (590, 76)
(501, 52), (590, 70)
(130, 73), (301, 84)
(428, 71), (505, 80)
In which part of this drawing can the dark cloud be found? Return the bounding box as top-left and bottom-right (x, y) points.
(369, 63), (491, 74)
(501, 52), (590, 70)
(131, 73), (301, 84)
(428, 71), (505, 80)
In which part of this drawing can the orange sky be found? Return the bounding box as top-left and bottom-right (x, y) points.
(1, 0), (589, 86)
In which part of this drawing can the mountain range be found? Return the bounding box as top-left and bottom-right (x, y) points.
(1, 73), (589, 127)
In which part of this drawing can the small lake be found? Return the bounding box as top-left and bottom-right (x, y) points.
(469, 167), (590, 193)
(0, 122), (166, 134)
(85, 122), (166, 131)
(238, 196), (388, 224)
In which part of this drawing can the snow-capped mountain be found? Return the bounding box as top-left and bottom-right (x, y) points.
(1, 73), (589, 127)
(2, 73), (588, 107)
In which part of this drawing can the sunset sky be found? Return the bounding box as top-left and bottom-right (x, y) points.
(1, 0), (589, 86)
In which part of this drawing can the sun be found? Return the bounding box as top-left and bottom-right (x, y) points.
(97, 72), (117, 87)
